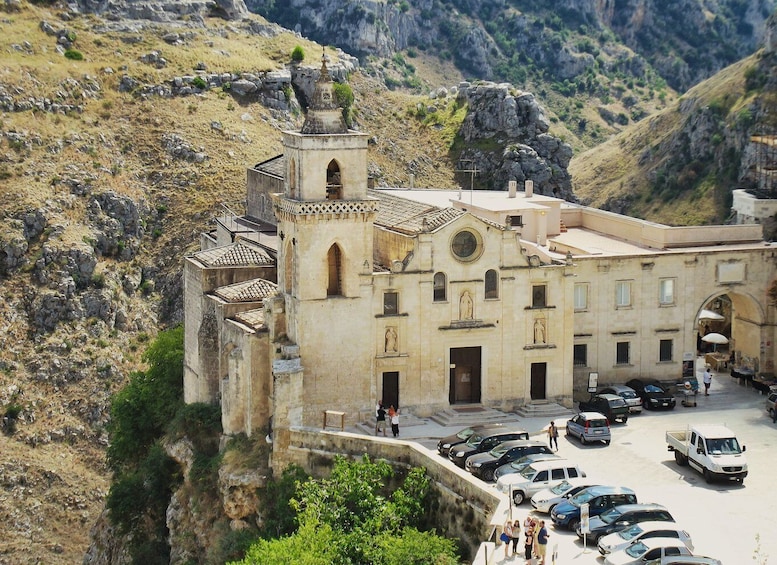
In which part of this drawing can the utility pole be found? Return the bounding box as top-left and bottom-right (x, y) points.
(456, 159), (480, 204)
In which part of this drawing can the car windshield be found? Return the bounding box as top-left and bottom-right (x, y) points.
(519, 465), (537, 479)
(466, 433), (485, 446)
(618, 523), (644, 541)
(570, 489), (596, 505)
(456, 427), (475, 440)
(706, 437), (742, 455)
(610, 398), (627, 407)
(549, 480), (572, 494)
(620, 390), (637, 399)
(644, 384), (663, 393)
(625, 541), (649, 557)
(489, 444), (510, 457)
(510, 459), (533, 472)
(599, 507), (623, 524)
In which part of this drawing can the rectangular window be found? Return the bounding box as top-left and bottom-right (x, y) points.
(660, 339), (673, 362)
(615, 281), (631, 308)
(573, 344), (587, 367)
(532, 285), (546, 308)
(659, 278), (675, 305)
(508, 215), (523, 227)
(383, 292), (398, 315)
(574, 283), (588, 310)
(616, 341), (630, 365)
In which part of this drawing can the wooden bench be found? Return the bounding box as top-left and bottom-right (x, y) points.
(322, 410), (346, 431)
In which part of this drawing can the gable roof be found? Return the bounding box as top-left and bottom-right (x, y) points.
(253, 154), (285, 179)
(212, 278), (277, 303)
(370, 189), (465, 235)
(193, 240), (275, 268)
(233, 308), (266, 330)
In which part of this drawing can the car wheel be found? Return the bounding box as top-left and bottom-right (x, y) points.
(621, 416), (628, 423)
(548, 503), (557, 514)
(483, 468), (495, 482)
(580, 435), (587, 445)
(569, 518), (580, 532)
(604, 440), (611, 446)
(703, 468), (712, 483)
(674, 450), (688, 466)
(513, 490), (525, 505)
(769, 407), (775, 418)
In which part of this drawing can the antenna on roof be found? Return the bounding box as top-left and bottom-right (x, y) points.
(455, 159), (479, 204)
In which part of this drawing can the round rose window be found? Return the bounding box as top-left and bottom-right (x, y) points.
(451, 229), (482, 261)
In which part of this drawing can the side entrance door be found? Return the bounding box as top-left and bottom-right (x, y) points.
(382, 372), (399, 410)
(530, 362), (547, 400)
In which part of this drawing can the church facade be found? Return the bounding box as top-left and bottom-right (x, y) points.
(183, 62), (777, 451)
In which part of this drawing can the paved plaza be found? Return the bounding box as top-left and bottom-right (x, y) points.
(396, 363), (775, 564)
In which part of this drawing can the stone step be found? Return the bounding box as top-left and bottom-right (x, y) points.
(514, 402), (575, 419)
(430, 405), (521, 427)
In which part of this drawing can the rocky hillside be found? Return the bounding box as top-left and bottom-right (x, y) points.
(248, 0), (775, 147)
(571, 14), (777, 228)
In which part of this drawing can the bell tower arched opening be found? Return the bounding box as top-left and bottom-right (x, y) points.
(326, 160), (342, 200)
(327, 243), (343, 296)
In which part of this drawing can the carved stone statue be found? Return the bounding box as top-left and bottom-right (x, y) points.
(534, 318), (546, 344)
(385, 326), (398, 353)
(460, 290), (474, 320)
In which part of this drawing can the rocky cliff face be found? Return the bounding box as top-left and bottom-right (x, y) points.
(247, 0), (774, 92)
(456, 82), (575, 200)
(75, 0), (248, 21)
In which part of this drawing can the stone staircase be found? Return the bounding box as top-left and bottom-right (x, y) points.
(514, 401), (575, 420)
(429, 405), (522, 427)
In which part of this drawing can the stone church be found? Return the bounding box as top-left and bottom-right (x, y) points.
(183, 60), (575, 441)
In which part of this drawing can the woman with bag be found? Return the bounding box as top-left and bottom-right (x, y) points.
(501, 518), (513, 558)
(524, 517), (535, 564)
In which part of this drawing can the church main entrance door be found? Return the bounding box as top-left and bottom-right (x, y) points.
(449, 347), (482, 404)
(530, 362), (547, 400)
(382, 371), (399, 410)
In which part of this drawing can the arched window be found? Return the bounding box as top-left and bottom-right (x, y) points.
(485, 269), (498, 299)
(289, 157), (297, 199)
(327, 244), (343, 296)
(433, 272), (447, 302)
(326, 159), (342, 200)
(283, 239), (293, 294)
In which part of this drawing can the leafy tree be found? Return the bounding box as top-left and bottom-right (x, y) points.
(332, 82), (354, 125)
(230, 456), (459, 564)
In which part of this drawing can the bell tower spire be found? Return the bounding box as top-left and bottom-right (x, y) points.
(301, 51), (348, 135)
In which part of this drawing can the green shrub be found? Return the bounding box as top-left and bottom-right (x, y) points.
(64, 49), (83, 61)
(191, 76), (207, 90)
(291, 45), (305, 62)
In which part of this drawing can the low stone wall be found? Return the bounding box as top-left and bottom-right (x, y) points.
(281, 427), (503, 561)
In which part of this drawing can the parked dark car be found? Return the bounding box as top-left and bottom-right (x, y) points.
(576, 503), (674, 542)
(448, 427), (529, 468)
(579, 393), (630, 423)
(551, 486), (637, 530)
(626, 379), (676, 410)
(437, 423), (505, 457)
(600, 385), (642, 414)
(465, 440), (553, 481)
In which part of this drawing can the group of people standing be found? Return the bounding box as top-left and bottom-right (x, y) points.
(501, 515), (549, 564)
(374, 401), (400, 437)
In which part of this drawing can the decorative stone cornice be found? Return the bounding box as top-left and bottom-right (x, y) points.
(272, 195), (378, 222)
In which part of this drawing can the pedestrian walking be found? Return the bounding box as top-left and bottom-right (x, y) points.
(523, 517), (535, 564)
(703, 367), (713, 395)
(375, 401), (387, 436)
(389, 405), (400, 437)
(548, 421), (558, 451)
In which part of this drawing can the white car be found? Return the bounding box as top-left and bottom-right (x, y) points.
(530, 478), (598, 513)
(598, 521), (694, 556)
(604, 538), (693, 565)
(495, 459), (585, 505)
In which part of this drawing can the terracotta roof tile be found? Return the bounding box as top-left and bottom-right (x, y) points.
(194, 241), (275, 267)
(369, 189), (465, 234)
(213, 278), (277, 303)
(233, 308), (266, 329)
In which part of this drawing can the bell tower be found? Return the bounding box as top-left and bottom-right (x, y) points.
(272, 54), (376, 336)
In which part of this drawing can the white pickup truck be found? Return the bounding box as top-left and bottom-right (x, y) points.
(666, 424), (747, 483)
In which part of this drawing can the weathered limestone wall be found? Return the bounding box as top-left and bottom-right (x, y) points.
(280, 428), (501, 561)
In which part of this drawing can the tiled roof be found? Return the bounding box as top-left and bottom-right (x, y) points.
(369, 189), (465, 235)
(253, 154), (285, 178)
(193, 240), (275, 267)
(213, 278), (277, 303)
(233, 308), (266, 329)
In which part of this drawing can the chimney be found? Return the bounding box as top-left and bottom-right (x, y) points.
(525, 180), (534, 198)
(508, 180), (517, 198)
(409, 173), (415, 189)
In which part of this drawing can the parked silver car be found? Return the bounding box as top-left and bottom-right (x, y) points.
(600, 385), (643, 414)
(566, 412), (611, 445)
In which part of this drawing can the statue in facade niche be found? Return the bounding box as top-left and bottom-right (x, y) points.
(385, 326), (398, 353)
(460, 290), (474, 320)
(534, 318), (546, 344)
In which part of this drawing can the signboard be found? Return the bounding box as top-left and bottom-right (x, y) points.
(580, 502), (590, 534)
(682, 352), (695, 378)
(587, 372), (598, 393)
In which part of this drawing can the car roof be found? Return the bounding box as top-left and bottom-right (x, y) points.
(575, 411), (609, 419)
(480, 428), (528, 438)
(597, 393), (624, 401)
(602, 385), (636, 393)
(525, 459), (575, 470)
(629, 521), (687, 532)
(579, 485), (635, 496)
(654, 557), (721, 564)
(638, 537), (688, 549)
(607, 503), (669, 514)
(497, 439), (548, 448)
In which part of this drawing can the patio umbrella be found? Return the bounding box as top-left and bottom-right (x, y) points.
(701, 332), (729, 352)
(698, 309), (724, 321)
